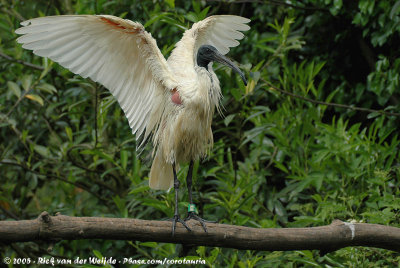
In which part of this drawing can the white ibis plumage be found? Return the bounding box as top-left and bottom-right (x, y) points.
(16, 14), (250, 235)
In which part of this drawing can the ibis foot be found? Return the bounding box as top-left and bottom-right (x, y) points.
(170, 215), (192, 236)
(184, 212), (214, 233)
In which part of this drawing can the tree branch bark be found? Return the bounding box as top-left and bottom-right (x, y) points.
(1, 212), (399, 253)
(0, 51), (44, 71)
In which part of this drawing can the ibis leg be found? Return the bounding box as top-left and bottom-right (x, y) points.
(171, 162), (191, 236)
(187, 161), (195, 204)
(184, 161), (211, 232)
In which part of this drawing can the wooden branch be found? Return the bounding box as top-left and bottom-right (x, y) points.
(1, 212), (399, 252)
(0, 51), (44, 71)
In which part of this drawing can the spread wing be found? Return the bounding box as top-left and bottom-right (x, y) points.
(16, 15), (177, 145)
(168, 15), (250, 68)
(190, 15), (251, 55)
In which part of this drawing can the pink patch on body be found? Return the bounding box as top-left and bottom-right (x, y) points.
(171, 88), (182, 105)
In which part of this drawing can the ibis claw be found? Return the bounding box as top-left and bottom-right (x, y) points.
(185, 212), (214, 233)
(171, 215), (192, 236)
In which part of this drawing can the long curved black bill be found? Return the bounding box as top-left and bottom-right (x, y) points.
(212, 51), (247, 86)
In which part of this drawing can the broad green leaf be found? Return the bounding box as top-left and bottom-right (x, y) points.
(36, 83), (57, 94)
(223, 114), (235, 127)
(7, 81), (21, 98)
(129, 185), (149, 195)
(199, 6), (211, 21)
(120, 150), (128, 170)
(25, 94), (44, 106)
(185, 12), (198, 23)
(65, 127), (73, 142)
(164, 0), (174, 8)
(390, 0), (400, 19)
(21, 74), (33, 91)
(246, 79), (256, 94)
(34, 144), (49, 157)
(92, 249), (103, 259)
(192, 0), (201, 14)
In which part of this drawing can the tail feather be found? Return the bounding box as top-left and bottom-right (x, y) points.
(149, 150), (176, 190)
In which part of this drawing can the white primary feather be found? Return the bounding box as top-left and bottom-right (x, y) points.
(16, 15), (178, 145)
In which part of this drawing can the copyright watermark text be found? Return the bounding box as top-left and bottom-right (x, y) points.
(3, 256), (206, 266)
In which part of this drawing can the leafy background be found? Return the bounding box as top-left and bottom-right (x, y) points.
(1, 0), (400, 266)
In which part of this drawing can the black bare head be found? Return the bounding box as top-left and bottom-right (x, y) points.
(196, 45), (247, 86)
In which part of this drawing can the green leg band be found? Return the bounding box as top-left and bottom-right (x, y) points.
(188, 204), (197, 213)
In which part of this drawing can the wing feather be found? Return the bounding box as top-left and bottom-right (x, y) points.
(168, 15), (250, 68)
(16, 15), (178, 148)
(195, 16), (250, 54)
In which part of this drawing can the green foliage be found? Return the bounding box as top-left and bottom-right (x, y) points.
(1, 0), (399, 266)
